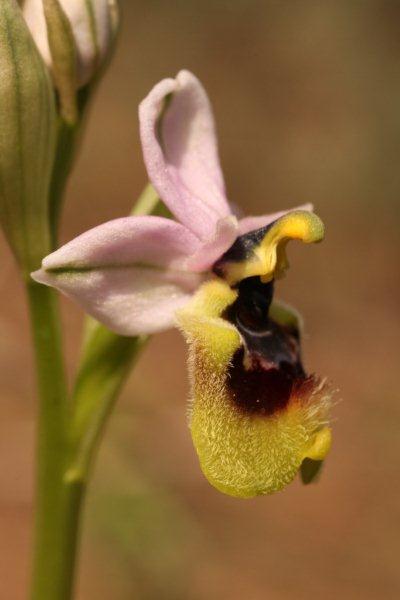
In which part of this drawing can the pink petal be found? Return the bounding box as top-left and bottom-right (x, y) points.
(32, 216), (203, 335)
(139, 70), (231, 240)
(238, 203), (314, 235)
(186, 216), (239, 272)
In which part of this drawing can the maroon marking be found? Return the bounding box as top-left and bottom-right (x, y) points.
(227, 348), (315, 417)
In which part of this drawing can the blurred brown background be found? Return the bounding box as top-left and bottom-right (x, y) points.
(1, 1), (400, 598)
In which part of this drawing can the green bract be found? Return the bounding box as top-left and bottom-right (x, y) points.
(0, 0), (56, 273)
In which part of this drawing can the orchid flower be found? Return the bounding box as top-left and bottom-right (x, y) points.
(32, 70), (333, 498)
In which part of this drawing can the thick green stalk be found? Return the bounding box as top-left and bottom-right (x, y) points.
(27, 280), (79, 600)
(49, 85), (93, 240)
(27, 285), (146, 600)
(49, 117), (79, 238)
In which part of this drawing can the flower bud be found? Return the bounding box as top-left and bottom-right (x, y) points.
(0, 0), (56, 273)
(23, 0), (119, 90)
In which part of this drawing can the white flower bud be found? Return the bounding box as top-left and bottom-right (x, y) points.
(23, 0), (119, 88)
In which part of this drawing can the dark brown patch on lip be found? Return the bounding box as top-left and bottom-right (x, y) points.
(224, 276), (310, 416)
(227, 348), (310, 417)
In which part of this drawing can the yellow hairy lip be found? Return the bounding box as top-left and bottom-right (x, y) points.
(177, 279), (333, 498)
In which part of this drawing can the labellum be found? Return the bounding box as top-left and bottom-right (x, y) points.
(178, 211), (332, 498)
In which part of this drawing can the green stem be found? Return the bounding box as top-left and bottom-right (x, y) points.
(49, 117), (78, 239)
(49, 86), (93, 243)
(28, 280), (83, 600)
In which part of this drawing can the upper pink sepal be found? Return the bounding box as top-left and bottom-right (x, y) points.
(139, 70), (231, 241)
(32, 216), (203, 335)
